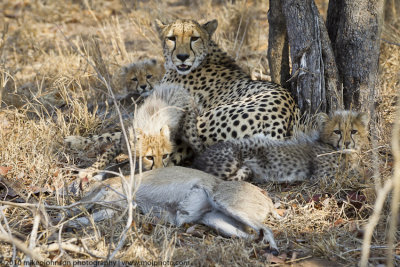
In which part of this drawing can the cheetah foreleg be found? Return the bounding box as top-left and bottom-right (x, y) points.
(182, 105), (205, 154)
(78, 141), (124, 180)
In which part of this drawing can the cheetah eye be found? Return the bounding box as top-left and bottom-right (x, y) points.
(333, 130), (341, 135)
(131, 77), (138, 81)
(146, 74), (152, 79)
(191, 36), (200, 42)
(145, 156), (154, 161)
(162, 154), (170, 160)
(167, 36), (176, 42)
(351, 129), (358, 134)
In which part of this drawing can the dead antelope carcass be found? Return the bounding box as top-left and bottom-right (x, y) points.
(66, 166), (280, 252)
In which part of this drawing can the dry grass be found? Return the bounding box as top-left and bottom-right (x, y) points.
(0, 0), (399, 265)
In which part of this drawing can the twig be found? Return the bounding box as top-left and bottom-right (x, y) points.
(0, 205), (17, 263)
(316, 149), (357, 157)
(25, 207), (41, 265)
(359, 36), (390, 266)
(342, 245), (388, 254)
(132, 220), (157, 258)
(35, 242), (103, 258)
(81, 238), (107, 259)
(283, 255), (312, 264)
(360, 178), (393, 267)
(55, 26), (135, 180)
(0, 200), (120, 211)
(0, 233), (47, 262)
(56, 25), (138, 261)
(386, 95), (400, 266)
(382, 39), (400, 47)
(58, 223), (74, 262)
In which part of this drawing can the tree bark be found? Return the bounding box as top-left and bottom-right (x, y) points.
(267, 0), (290, 88)
(326, 0), (385, 110)
(317, 13), (343, 113)
(282, 0), (342, 114)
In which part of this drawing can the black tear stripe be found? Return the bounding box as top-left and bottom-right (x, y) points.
(171, 40), (176, 58)
(150, 159), (154, 170)
(188, 28), (196, 58)
(350, 123), (356, 147)
(336, 122), (342, 148)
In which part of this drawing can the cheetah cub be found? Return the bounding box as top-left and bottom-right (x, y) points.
(67, 83), (202, 180)
(192, 110), (368, 183)
(113, 58), (165, 97)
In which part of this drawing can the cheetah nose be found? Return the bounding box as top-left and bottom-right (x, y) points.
(140, 85), (147, 89)
(177, 54), (190, 61)
(344, 141), (351, 148)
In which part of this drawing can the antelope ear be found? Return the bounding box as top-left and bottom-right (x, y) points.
(160, 125), (170, 138)
(357, 112), (369, 127)
(155, 19), (167, 35)
(202, 19), (218, 36)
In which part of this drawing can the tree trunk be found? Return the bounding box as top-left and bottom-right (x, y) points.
(282, 0), (342, 115)
(267, 0), (290, 88)
(326, 0), (385, 110)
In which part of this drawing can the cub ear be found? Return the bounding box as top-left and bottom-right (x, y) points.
(202, 19), (218, 36)
(122, 65), (129, 74)
(155, 19), (167, 35)
(134, 128), (144, 141)
(357, 112), (369, 127)
(315, 112), (329, 128)
(160, 125), (170, 138)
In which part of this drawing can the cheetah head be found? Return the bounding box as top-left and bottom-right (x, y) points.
(130, 126), (173, 171)
(121, 59), (164, 95)
(155, 19), (218, 75)
(318, 110), (369, 152)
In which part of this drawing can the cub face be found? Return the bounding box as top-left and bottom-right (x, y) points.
(132, 126), (173, 171)
(319, 111), (369, 151)
(155, 19), (218, 75)
(121, 59), (164, 95)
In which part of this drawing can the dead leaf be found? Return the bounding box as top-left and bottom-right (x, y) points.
(333, 218), (345, 227)
(142, 222), (153, 234)
(0, 166), (12, 175)
(276, 209), (286, 217)
(347, 191), (366, 209)
(264, 252), (287, 263)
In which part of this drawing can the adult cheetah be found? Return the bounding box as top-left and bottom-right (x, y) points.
(155, 19), (299, 145)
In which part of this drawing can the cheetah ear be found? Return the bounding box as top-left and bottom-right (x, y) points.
(134, 128), (144, 141)
(315, 112), (329, 128)
(357, 112), (369, 127)
(122, 65), (129, 74)
(155, 19), (167, 35)
(160, 125), (170, 138)
(202, 20), (218, 36)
